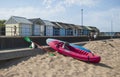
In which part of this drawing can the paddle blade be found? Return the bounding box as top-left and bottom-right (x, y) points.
(29, 45), (32, 48)
(29, 42), (37, 49)
(29, 42), (34, 48)
(24, 37), (31, 43)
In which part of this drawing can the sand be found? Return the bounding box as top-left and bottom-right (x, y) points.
(0, 39), (120, 77)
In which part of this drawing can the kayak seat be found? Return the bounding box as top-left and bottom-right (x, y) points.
(56, 42), (63, 48)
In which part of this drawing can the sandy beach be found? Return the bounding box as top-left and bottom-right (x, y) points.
(0, 39), (120, 77)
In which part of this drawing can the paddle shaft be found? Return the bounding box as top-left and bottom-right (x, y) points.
(24, 37), (55, 53)
(33, 42), (53, 52)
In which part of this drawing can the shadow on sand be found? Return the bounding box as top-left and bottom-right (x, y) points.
(0, 47), (55, 70)
(83, 61), (113, 69)
(0, 50), (47, 69)
(93, 62), (113, 69)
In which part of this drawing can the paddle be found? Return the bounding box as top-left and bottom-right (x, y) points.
(24, 36), (32, 43)
(24, 37), (56, 56)
(24, 37), (36, 48)
(24, 37), (44, 49)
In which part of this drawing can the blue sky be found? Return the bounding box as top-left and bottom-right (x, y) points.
(0, 0), (120, 32)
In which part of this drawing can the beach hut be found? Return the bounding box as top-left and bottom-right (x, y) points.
(51, 22), (61, 36)
(65, 24), (74, 36)
(81, 26), (92, 36)
(68, 24), (80, 36)
(56, 22), (71, 36)
(56, 22), (79, 36)
(29, 18), (45, 36)
(43, 20), (56, 36)
(5, 16), (32, 36)
(57, 22), (67, 36)
(89, 26), (100, 35)
(74, 25), (83, 36)
(53, 22), (66, 36)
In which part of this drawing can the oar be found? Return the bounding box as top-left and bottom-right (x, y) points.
(24, 37), (36, 48)
(24, 36), (32, 43)
(24, 37), (55, 56)
(24, 37), (44, 49)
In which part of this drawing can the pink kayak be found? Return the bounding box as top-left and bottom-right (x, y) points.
(47, 40), (101, 63)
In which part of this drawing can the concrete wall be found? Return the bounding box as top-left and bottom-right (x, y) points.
(0, 36), (29, 50)
(0, 36), (120, 50)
